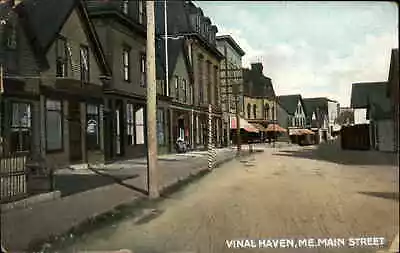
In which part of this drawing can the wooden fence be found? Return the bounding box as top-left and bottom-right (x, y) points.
(0, 151), (29, 204)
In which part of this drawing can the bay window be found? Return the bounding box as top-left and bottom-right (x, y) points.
(46, 100), (63, 151)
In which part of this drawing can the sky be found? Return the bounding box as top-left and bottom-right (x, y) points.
(195, 1), (398, 107)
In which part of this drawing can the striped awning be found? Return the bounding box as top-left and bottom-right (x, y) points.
(289, 129), (315, 135)
(253, 123), (267, 132)
(265, 124), (287, 132)
(230, 117), (259, 133)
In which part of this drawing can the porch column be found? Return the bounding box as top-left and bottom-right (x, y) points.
(80, 102), (87, 163)
(39, 95), (46, 159)
(169, 109), (174, 152)
(191, 109), (195, 149)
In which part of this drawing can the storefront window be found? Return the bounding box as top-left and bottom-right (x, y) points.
(126, 103), (135, 145)
(135, 107), (145, 144)
(10, 102), (31, 152)
(46, 100), (63, 151)
(157, 109), (165, 146)
(86, 104), (100, 150)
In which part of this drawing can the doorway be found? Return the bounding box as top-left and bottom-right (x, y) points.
(69, 101), (82, 162)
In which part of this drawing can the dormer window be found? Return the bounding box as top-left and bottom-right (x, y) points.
(196, 15), (201, 32)
(56, 36), (68, 77)
(122, 0), (129, 14)
(4, 23), (17, 50)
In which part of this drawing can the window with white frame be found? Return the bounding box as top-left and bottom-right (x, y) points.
(123, 47), (130, 82)
(182, 79), (187, 103)
(10, 102), (31, 152)
(138, 0), (145, 24)
(135, 107), (145, 144)
(175, 76), (179, 100)
(126, 103), (135, 145)
(122, 0), (129, 14)
(56, 36), (68, 77)
(46, 100), (63, 151)
(140, 53), (146, 87)
(80, 45), (89, 82)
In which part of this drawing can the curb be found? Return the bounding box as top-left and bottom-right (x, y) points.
(1, 191), (61, 213)
(27, 151), (245, 252)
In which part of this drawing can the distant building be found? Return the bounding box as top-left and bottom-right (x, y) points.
(243, 63), (276, 127)
(216, 35), (245, 146)
(303, 98), (329, 143)
(386, 48), (399, 152)
(337, 107), (355, 126)
(351, 82), (393, 152)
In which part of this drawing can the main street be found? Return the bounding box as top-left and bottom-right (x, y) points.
(62, 142), (398, 253)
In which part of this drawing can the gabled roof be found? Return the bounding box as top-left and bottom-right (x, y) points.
(155, 1), (193, 83)
(351, 82), (389, 108)
(15, 0), (111, 76)
(216, 35), (245, 56)
(387, 48), (399, 96)
(276, 94), (302, 115)
(303, 98), (329, 116)
(158, 0), (224, 60)
(351, 82), (391, 119)
(155, 37), (193, 84)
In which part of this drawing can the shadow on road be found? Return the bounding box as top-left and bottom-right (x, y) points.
(359, 191), (400, 202)
(273, 140), (398, 166)
(54, 173), (142, 197)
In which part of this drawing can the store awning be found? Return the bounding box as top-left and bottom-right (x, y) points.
(265, 124), (287, 133)
(289, 129), (315, 135)
(253, 123), (267, 132)
(230, 117), (259, 133)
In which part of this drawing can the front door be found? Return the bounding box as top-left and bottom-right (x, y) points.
(69, 101), (82, 162)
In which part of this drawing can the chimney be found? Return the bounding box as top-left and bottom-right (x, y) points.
(251, 63), (263, 74)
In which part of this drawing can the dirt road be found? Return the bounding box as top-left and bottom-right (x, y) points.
(63, 144), (399, 253)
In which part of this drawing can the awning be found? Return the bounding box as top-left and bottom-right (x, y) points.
(253, 123), (267, 132)
(289, 129), (315, 135)
(265, 124), (287, 133)
(230, 117), (259, 133)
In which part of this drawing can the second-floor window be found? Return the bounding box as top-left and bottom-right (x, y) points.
(198, 56), (204, 104)
(138, 0), (145, 24)
(122, 0), (129, 14)
(182, 79), (187, 103)
(189, 82), (193, 104)
(214, 66), (218, 105)
(175, 76), (179, 99)
(247, 104), (251, 119)
(4, 23), (17, 50)
(253, 104), (257, 119)
(80, 45), (89, 83)
(123, 47), (130, 82)
(56, 37), (68, 77)
(140, 53), (146, 87)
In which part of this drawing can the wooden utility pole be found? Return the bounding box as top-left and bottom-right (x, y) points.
(146, 1), (159, 199)
(234, 75), (241, 155)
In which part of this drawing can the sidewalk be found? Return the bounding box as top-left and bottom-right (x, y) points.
(1, 147), (254, 251)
